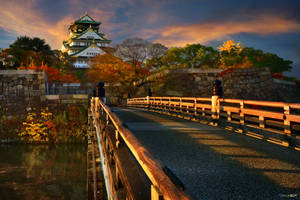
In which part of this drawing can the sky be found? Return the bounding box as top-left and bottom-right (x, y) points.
(0, 0), (300, 78)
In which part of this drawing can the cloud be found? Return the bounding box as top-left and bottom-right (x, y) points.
(151, 15), (300, 47)
(1, 0), (300, 51)
(0, 0), (74, 49)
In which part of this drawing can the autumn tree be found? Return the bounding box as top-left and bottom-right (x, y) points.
(88, 54), (150, 98)
(115, 38), (168, 67)
(0, 48), (15, 69)
(19, 64), (79, 83)
(218, 40), (292, 73)
(218, 40), (244, 68)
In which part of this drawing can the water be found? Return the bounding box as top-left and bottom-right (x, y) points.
(0, 144), (87, 200)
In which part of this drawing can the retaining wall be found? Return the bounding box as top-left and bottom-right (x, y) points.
(0, 70), (46, 115)
(0, 70), (89, 116)
(137, 68), (299, 102)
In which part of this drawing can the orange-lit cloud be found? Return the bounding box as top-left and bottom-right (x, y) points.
(0, 1), (74, 49)
(151, 15), (300, 47)
(1, 0), (300, 50)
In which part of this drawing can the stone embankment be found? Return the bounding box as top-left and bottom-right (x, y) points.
(0, 70), (88, 116)
(0, 70), (46, 115)
(137, 68), (300, 102)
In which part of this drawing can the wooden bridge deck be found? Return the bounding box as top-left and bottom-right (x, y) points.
(112, 107), (300, 200)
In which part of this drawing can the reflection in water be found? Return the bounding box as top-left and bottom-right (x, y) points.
(0, 144), (87, 200)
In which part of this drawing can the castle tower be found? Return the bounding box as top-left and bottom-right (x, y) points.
(61, 12), (111, 68)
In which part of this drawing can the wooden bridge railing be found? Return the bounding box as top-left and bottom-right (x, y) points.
(127, 96), (300, 150)
(90, 97), (192, 200)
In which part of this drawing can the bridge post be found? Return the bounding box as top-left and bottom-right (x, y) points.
(211, 95), (219, 125)
(283, 105), (295, 147)
(151, 185), (163, 200)
(146, 96), (150, 109)
(211, 79), (222, 125)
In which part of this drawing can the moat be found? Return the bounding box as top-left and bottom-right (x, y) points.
(0, 144), (87, 199)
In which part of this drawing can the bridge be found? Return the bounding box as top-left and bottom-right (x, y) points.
(87, 96), (300, 200)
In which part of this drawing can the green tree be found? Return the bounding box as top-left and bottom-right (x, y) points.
(146, 44), (220, 71)
(240, 47), (292, 73)
(7, 36), (53, 67)
(160, 47), (185, 69)
(188, 45), (220, 68)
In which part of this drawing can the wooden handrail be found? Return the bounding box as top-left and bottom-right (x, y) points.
(127, 96), (300, 149)
(91, 97), (191, 200)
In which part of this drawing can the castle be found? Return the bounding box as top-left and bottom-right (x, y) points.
(61, 12), (111, 68)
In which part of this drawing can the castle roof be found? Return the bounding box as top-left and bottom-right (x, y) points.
(75, 12), (101, 25)
(70, 42), (103, 57)
(72, 26), (109, 41)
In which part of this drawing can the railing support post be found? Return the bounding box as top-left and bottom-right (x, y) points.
(239, 101), (246, 133)
(146, 96), (150, 110)
(284, 105), (294, 147)
(194, 99), (197, 119)
(211, 95), (219, 125)
(284, 105), (291, 136)
(151, 185), (163, 200)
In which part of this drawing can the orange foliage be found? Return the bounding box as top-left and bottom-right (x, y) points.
(18, 64), (79, 83)
(218, 40), (242, 52)
(88, 54), (150, 85)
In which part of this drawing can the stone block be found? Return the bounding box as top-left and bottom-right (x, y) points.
(45, 95), (60, 100)
(60, 95), (73, 100)
(61, 99), (73, 104)
(72, 94), (88, 99)
(39, 85), (45, 91)
(40, 96), (46, 102)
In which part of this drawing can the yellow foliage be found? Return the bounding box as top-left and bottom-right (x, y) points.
(19, 108), (53, 142)
(218, 40), (242, 52)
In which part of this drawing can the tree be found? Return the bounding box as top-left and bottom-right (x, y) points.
(0, 48), (15, 69)
(51, 50), (75, 72)
(218, 40), (242, 52)
(88, 54), (150, 99)
(88, 54), (149, 84)
(7, 36), (53, 67)
(240, 47), (292, 73)
(218, 40), (292, 73)
(146, 44), (220, 71)
(159, 47), (185, 69)
(115, 38), (167, 67)
(218, 40), (244, 68)
(183, 44), (219, 68)
(19, 64), (79, 83)
(192, 46), (220, 68)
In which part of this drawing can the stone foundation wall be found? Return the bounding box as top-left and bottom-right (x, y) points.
(0, 70), (90, 117)
(222, 68), (279, 100)
(47, 83), (93, 95)
(273, 79), (300, 102)
(0, 70), (46, 115)
(45, 94), (89, 110)
(137, 68), (286, 101)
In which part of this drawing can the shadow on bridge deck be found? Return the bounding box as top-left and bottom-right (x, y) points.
(112, 107), (300, 200)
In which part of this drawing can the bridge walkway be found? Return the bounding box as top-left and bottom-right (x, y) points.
(112, 107), (300, 200)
